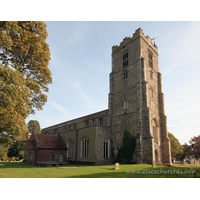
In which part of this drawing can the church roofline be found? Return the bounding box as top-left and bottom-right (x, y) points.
(41, 109), (108, 132)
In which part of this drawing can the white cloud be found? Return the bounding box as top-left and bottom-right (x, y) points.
(162, 57), (184, 77)
(49, 100), (73, 119)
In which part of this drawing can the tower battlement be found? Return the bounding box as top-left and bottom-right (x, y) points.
(112, 28), (158, 54)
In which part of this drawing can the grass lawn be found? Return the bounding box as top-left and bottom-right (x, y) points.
(0, 162), (199, 178)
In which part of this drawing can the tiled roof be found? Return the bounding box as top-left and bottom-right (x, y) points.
(36, 134), (67, 149)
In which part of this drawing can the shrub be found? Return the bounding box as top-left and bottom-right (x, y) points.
(117, 131), (136, 163)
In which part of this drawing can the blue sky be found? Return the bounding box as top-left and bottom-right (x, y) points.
(25, 21), (200, 145)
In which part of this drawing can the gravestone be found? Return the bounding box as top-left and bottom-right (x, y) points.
(115, 162), (119, 170)
(183, 159), (186, 165)
(191, 159), (195, 165)
(196, 160), (199, 166)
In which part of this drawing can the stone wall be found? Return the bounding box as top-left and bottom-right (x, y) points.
(110, 28), (171, 164)
(95, 126), (112, 165)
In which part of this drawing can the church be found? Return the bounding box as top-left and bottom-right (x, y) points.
(25, 28), (172, 166)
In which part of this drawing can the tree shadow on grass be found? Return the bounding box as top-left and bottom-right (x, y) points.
(63, 171), (197, 178)
(0, 162), (199, 178)
(0, 162), (39, 169)
(61, 165), (199, 178)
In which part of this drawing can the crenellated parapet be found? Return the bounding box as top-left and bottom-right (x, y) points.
(112, 28), (158, 55)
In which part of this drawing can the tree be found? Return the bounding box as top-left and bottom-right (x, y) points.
(182, 143), (191, 160)
(0, 145), (7, 159)
(189, 135), (200, 159)
(0, 132), (14, 147)
(0, 21), (52, 114)
(27, 120), (41, 134)
(7, 140), (25, 160)
(117, 131), (136, 163)
(0, 65), (31, 138)
(168, 132), (183, 160)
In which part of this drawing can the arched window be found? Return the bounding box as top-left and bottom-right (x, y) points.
(124, 100), (128, 110)
(123, 70), (128, 79)
(85, 121), (89, 127)
(67, 139), (74, 158)
(99, 118), (103, 125)
(152, 119), (159, 144)
(80, 138), (89, 158)
(103, 140), (110, 159)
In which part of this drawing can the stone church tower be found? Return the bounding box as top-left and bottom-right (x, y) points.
(108, 28), (172, 165)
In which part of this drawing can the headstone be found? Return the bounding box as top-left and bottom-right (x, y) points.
(196, 160), (199, 166)
(115, 162), (119, 170)
(183, 159), (186, 165)
(194, 160), (197, 165)
(191, 159), (195, 165)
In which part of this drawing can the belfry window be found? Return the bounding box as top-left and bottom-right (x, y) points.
(122, 51), (129, 68)
(149, 51), (153, 68)
(81, 138), (89, 158)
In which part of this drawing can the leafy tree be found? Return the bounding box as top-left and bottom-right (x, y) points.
(7, 140), (25, 160)
(0, 21), (52, 114)
(0, 132), (14, 147)
(0, 145), (7, 159)
(168, 132), (183, 160)
(117, 131), (136, 163)
(27, 120), (41, 134)
(189, 135), (200, 159)
(182, 143), (191, 160)
(0, 65), (31, 138)
(0, 21), (52, 138)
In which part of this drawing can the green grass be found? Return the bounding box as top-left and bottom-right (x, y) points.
(0, 162), (199, 178)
